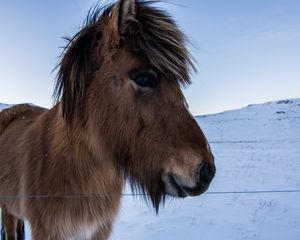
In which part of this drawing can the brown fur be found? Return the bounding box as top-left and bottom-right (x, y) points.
(0, 1), (215, 239)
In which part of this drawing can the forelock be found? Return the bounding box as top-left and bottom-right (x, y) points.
(123, 1), (196, 85)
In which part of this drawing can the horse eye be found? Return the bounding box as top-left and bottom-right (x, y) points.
(132, 72), (159, 88)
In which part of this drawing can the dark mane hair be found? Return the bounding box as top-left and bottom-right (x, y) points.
(54, 0), (195, 124)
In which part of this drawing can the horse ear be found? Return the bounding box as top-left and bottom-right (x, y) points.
(118, 0), (137, 31)
(110, 0), (137, 40)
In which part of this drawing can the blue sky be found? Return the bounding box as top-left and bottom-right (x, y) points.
(0, 0), (299, 115)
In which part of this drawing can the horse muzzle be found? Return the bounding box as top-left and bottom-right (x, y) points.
(162, 162), (216, 198)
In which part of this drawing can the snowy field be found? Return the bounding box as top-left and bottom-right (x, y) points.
(1, 99), (300, 239)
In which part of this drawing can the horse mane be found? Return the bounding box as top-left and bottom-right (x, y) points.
(54, 0), (195, 124)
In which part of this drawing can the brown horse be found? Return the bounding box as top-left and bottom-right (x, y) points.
(0, 0), (215, 239)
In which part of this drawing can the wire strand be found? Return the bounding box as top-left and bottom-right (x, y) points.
(204, 189), (300, 195)
(0, 139), (298, 199)
(0, 190), (299, 199)
(209, 139), (300, 144)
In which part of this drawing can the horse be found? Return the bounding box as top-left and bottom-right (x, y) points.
(0, 0), (215, 239)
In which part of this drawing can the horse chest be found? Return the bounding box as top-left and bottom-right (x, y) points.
(63, 200), (115, 239)
(71, 223), (99, 240)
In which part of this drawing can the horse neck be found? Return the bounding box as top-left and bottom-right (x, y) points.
(45, 104), (122, 192)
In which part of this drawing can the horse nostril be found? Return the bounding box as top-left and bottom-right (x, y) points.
(198, 162), (215, 183)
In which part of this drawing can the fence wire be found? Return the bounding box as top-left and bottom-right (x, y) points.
(0, 190), (299, 199)
(0, 139), (299, 199)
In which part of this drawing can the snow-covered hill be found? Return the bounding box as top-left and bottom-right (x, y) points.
(1, 99), (300, 240)
(0, 103), (10, 111)
(196, 98), (300, 142)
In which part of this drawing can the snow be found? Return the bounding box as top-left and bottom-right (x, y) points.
(196, 98), (300, 142)
(1, 99), (300, 239)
